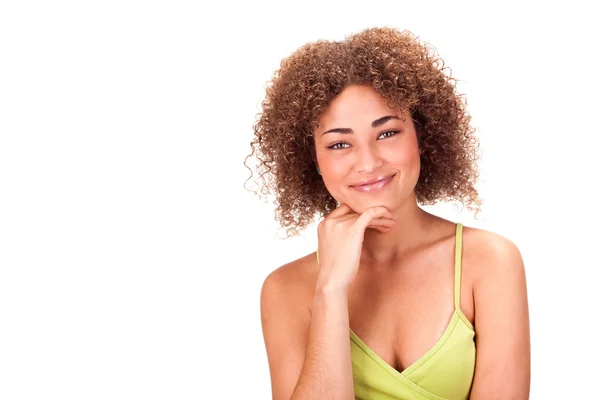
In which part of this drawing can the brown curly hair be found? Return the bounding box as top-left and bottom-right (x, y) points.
(245, 26), (481, 237)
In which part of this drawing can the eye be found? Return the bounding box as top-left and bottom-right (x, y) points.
(378, 130), (400, 139)
(327, 142), (350, 150)
(326, 130), (400, 150)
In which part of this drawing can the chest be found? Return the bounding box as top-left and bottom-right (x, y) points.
(346, 258), (473, 373)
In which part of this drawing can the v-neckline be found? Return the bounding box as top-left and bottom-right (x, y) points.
(349, 310), (462, 377)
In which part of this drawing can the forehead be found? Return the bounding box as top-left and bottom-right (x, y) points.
(317, 85), (407, 129)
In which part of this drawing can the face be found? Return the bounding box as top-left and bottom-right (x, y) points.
(314, 85), (421, 214)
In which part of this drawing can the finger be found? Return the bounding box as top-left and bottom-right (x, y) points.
(337, 213), (360, 223)
(325, 203), (354, 219)
(367, 218), (396, 228)
(354, 207), (395, 233)
(335, 210), (393, 225)
(367, 225), (393, 233)
(364, 205), (393, 219)
(366, 222), (395, 233)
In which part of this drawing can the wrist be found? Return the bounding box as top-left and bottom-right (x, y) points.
(315, 278), (349, 296)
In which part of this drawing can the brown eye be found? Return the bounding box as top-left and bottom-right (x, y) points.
(328, 142), (350, 150)
(379, 130), (400, 139)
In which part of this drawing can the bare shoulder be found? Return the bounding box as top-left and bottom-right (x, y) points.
(259, 252), (320, 399)
(260, 251), (320, 331)
(260, 252), (319, 306)
(461, 226), (525, 285)
(461, 226), (531, 396)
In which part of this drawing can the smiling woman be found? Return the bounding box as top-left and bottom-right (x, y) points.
(314, 88), (421, 215)
(245, 27), (530, 400)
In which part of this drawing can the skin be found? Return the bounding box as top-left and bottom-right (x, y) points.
(261, 85), (530, 399)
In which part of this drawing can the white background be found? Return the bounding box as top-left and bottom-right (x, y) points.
(1, 1), (598, 399)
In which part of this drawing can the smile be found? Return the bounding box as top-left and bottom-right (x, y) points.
(350, 174), (396, 193)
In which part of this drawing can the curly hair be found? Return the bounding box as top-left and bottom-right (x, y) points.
(245, 26), (481, 237)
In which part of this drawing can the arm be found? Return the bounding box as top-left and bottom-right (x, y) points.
(260, 267), (355, 400)
(469, 235), (531, 399)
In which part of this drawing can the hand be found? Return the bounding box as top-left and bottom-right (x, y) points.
(316, 204), (395, 291)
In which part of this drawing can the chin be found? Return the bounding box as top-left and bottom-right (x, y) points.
(346, 198), (395, 214)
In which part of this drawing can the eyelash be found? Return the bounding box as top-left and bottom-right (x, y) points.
(327, 130), (400, 150)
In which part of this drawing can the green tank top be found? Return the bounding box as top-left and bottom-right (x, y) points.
(316, 223), (476, 399)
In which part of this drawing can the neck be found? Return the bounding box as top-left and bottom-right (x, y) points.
(361, 193), (436, 266)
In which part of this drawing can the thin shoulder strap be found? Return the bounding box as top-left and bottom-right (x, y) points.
(316, 247), (320, 265)
(454, 223), (463, 311)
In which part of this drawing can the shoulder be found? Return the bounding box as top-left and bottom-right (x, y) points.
(462, 226), (531, 395)
(261, 251), (319, 294)
(463, 227), (523, 272)
(259, 253), (321, 399)
(462, 226), (525, 284)
(260, 251), (319, 318)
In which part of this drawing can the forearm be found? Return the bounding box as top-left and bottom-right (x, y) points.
(291, 284), (354, 400)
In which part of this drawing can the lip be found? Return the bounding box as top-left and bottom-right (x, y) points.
(350, 174), (396, 193)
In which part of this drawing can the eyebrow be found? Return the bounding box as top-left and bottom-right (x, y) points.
(321, 115), (401, 136)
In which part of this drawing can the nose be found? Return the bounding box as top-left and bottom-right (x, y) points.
(354, 144), (383, 174)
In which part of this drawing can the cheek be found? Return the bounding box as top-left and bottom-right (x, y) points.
(317, 151), (346, 177)
(385, 143), (420, 167)
(320, 164), (346, 197)
(402, 149), (422, 182)
(316, 159), (347, 201)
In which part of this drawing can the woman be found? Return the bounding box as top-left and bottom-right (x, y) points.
(247, 27), (530, 400)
